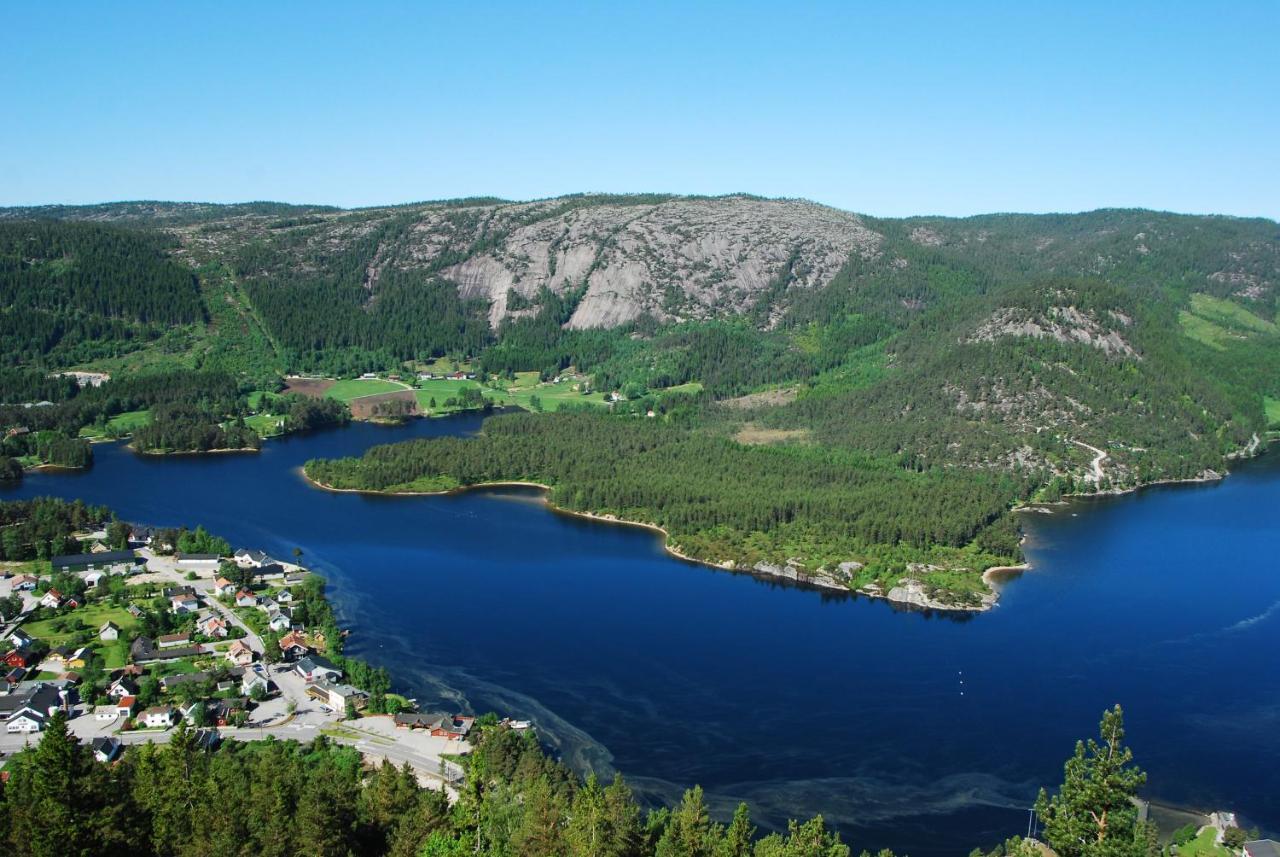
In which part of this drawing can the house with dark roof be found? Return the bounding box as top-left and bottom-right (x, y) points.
(1244, 842), (1280, 857)
(91, 736), (122, 763)
(293, 655), (342, 683)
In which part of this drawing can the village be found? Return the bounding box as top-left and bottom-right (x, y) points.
(0, 524), (521, 791)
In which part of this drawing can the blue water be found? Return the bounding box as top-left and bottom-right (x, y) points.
(4, 419), (1278, 855)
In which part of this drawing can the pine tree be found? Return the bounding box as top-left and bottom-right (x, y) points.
(1034, 705), (1154, 857)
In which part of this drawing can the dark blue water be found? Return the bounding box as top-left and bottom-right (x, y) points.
(4, 419), (1278, 854)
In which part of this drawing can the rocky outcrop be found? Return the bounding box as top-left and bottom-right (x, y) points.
(884, 578), (996, 612)
(969, 305), (1138, 358)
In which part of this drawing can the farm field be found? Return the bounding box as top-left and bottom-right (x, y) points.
(79, 409), (151, 438)
(324, 378), (411, 402)
(1265, 396), (1280, 428)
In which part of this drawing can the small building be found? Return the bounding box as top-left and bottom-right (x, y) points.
(126, 604), (145, 619)
(93, 705), (118, 721)
(307, 679), (368, 712)
(170, 593), (200, 614)
(39, 589), (64, 610)
(158, 633), (191, 649)
(176, 553), (221, 570)
(141, 705), (176, 728)
(393, 712), (473, 740)
(278, 630), (309, 660)
(214, 577), (237, 597)
(91, 736), (122, 763)
(266, 611), (291, 633)
(2, 650), (33, 669)
(63, 594), (84, 609)
(108, 677), (138, 699)
(99, 621), (121, 641)
(294, 655), (342, 683)
(6, 629), (34, 649)
(116, 695), (138, 718)
(225, 640), (255, 667)
(233, 549), (274, 569)
(241, 666), (272, 697)
(196, 614), (228, 638)
(84, 570), (106, 588)
(11, 575), (38, 591)
(235, 590), (258, 608)
(275, 588), (294, 604)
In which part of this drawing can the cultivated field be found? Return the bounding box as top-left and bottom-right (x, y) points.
(282, 377), (336, 398)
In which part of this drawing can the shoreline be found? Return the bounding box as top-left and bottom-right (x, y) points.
(302, 470), (1010, 612)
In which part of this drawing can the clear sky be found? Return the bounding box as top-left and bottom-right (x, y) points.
(2, 2), (1276, 218)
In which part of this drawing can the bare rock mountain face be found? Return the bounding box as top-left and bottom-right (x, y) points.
(132, 195), (884, 330)
(432, 197), (881, 328)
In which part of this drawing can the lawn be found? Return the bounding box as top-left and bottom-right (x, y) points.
(1177, 827), (1232, 857)
(1265, 396), (1280, 428)
(245, 413), (287, 436)
(20, 604), (139, 648)
(325, 378), (411, 402)
(79, 409), (151, 438)
(1180, 293), (1278, 350)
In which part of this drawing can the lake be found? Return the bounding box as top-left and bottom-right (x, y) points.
(4, 417), (1277, 855)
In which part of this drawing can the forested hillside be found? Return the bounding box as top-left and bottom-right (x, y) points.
(1, 197), (1277, 604)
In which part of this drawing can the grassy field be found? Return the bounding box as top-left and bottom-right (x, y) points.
(1265, 396), (1280, 428)
(20, 604), (140, 648)
(325, 378), (411, 402)
(1176, 827), (1233, 857)
(244, 413), (287, 436)
(79, 409), (151, 438)
(1180, 293), (1278, 350)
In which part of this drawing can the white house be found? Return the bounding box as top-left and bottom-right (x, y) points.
(6, 711), (45, 733)
(93, 705), (118, 721)
(39, 589), (64, 610)
(99, 621), (121, 641)
(141, 706), (176, 728)
(84, 570), (106, 588)
(234, 549), (274, 569)
(170, 594), (200, 614)
(267, 611), (291, 632)
(241, 666), (272, 697)
(235, 590), (258, 608)
(225, 640), (255, 667)
(197, 614), (228, 638)
(275, 588), (294, 604)
(175, 553), (221, 571)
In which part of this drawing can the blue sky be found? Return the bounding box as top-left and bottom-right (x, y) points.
(2, 2), (1276, 217)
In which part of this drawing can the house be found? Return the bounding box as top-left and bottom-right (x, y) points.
(293, 655), (342, 683)
(1, 683), (67, 733)
(1243, 842), (1280, 857)
(91, 736), (122, 763)
(4, 667), (28, 687)
(161, 671), (211, 692)
(108, 677), (138, 699)
(50, 550), (141, 575)
(257, 597), (279, 614)
(275, 588), (294, 604)
(64, 647), (88, 669)
(284, 572), (309, 587)
(88, 540), (111, 554)
(176, 553), (221, 570)
(39, 589), (64, 610)
(170, 593), (200, 614)
(129, 526), (156, 547)
(214, 577), (237, 597)
(240, 665), (272, 696)
(141, 705), (176, 728)
(266, 611), (291, 633)
(11, 574), (37, 591)
(99, 621), (121, 641)
(235, 590), (258, 608)
(115, 696), (138, 718)
(254, 563), (286, 580)
(225, 639), (255, 667)
(393, 712), (475, 740)
(233, 548), (274, 568)
(6, 629), (33, 649)
(278, 630), (309, 660)
(84, 570), (106, 588)
(206, 697), (248, 727)
(196, 614), (228, 638)
(306, 679), (368, 712)
(2, 650), (33, 669)
(158, 632), (191, 649)
(163, 585), (195, 599)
